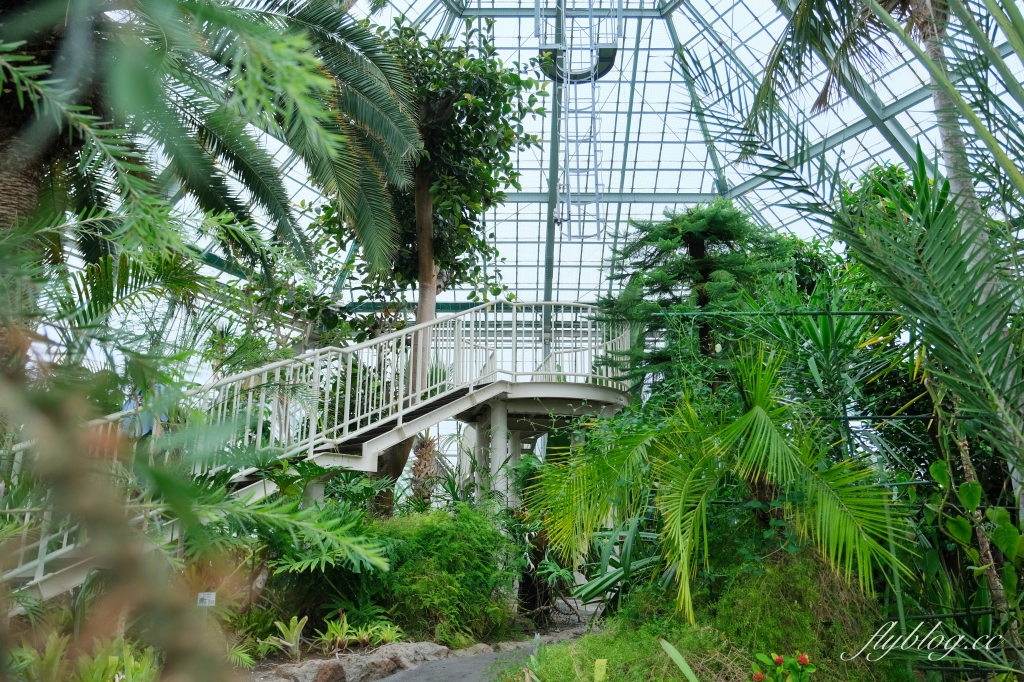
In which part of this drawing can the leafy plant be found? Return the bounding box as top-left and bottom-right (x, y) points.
(354, 623), (379, 648)
(368, 506), (517, 644)
(752, 652), (817, 682)
(659, 638), (700, 682)
(372, 623), (405, 645)
(10, 632), (70, 682)
(532, 344), (907, 623)
(226, 636), (256, 670)
(314, 616), (357, 654)
(263, 615), (308, 662)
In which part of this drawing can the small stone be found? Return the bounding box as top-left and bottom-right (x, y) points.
(451, 643), (494, 658)
(494, 641), (533, 652)
(275, 659), (346, 682)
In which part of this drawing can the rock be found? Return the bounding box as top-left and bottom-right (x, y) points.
(540, 626), (586, 644)
(342, 642), (450, 682)
(494, 641), (533, 652)
(451, 643), (494, 658)
(275, 659), (346, 682)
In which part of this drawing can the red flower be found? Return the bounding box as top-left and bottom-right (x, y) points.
(797, 653), (810, 666)
(753, 673), (766, 681)
(773, 655), (784, 665)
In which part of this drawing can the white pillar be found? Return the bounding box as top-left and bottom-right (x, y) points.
(474, 410), (490, 493)
(303, 479), (326, 505)
(459, 424), (476, 488)
(490, 401), (508, 475)
(507, 430), (522, 505)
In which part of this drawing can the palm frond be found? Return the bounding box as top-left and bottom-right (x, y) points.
(833, 154), (1024, 459)
(653, 401), (725, 623)
(718, 345), (801, 483)
(530, 424), (658, 566)
(795, 437), (908, 593)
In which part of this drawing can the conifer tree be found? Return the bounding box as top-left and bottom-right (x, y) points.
(602, 200), (791, 390)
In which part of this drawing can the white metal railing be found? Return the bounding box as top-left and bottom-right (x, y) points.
(1, 301), (628, 597)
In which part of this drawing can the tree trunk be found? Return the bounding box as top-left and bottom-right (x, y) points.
(914, 0), (1024, 523)
(371, 165), (437, 516)
(686, 235), (714, 357)
(957, 439), (1024, 679)
(414, 166), (437, 327)
(0, 138), (44, 231)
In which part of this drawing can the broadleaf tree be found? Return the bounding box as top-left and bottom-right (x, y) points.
(336, 18), (547, 511)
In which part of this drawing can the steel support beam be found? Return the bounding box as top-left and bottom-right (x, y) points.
(774, 0), (923, 173)
(607, 17), (645, 296)
(542, 0), (564, 354)
(460, 6), (663, 17)
(507, 190), (719, 203)
(664, 17), (727, 195)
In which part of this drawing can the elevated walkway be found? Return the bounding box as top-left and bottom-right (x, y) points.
(2, 301), (630, 605)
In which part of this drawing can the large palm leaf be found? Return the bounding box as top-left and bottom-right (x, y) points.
(528, 423), (658, 566)
(1, 0), (421, 271)
(653, 401), (726, 622)
(833, 154), (1024, 464)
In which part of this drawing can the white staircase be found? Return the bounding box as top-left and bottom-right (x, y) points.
(1, 301), (629, 605)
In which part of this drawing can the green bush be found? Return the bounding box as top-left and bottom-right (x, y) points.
(369, 504), (516, 646)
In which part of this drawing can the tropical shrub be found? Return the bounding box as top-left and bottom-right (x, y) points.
(369, 505), (517, 646)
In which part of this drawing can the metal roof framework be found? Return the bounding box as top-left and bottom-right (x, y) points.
(278, 0), (963, 305)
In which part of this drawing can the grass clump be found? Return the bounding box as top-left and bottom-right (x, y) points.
(497, 617), (749, 682)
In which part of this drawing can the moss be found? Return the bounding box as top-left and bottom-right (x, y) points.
(708, 553), (913, 682)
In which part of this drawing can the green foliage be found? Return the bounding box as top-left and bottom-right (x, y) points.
(532, 345), (905, 623)
(262, 616), (307, 662)
(314, 615), (357, 654)
(368, 505), (517, 645)
(752, 652), (817, 682)
(10, 636), (159, 682)
(502, 617), (751, 682)
(372, 622), (405, 645)
(344, 19), (545, 302)
(658, 639), (700, 682)
(601, 200), (792, 391)
(834, 153), (1024, 470)
(0, 2), (418, 266)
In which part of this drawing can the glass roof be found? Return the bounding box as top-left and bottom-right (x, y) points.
(282, 0), (946, 305)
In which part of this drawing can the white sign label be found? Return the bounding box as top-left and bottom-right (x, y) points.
(197, 592), (216, 607)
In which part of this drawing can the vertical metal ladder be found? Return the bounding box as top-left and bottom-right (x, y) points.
(537, 0), (622, 240)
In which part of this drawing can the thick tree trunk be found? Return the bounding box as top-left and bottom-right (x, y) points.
(414, 167), (437, 327)
(0, 138), (44, 230)
(0, 137), (44, 380)
(914, 0), (1024, 522)
(371, 166), (437, 516)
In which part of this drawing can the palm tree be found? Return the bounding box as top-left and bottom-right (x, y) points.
(751, 0), (978, 209)
(0, 0), (420, 269)
(530, 344), (905, 623)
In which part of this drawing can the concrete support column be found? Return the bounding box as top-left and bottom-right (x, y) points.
(474, 407), (490, 493)
(507, 430), (522, 506)
(459, 424), (476, 490)
(489, 400), (508, 481)
(303, 479), (326, 506)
